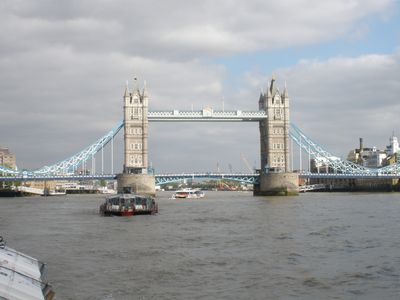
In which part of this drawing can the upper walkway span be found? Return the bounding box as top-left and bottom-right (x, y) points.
(148, 110), (267, 122)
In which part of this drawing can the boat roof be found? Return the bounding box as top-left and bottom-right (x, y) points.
(107, 193), (152, 199)
(0, 246), (43, 280)
(175, 188), (201, 192)
(0, 246), (47, 300)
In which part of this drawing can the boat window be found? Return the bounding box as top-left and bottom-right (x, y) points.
(136, 197), (145, 205)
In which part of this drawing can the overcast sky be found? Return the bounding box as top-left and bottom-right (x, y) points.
(1, 0), (399, 173)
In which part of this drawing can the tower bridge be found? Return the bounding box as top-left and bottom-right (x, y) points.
(2, 76), (400, 194)
(117, 76), (297, 196)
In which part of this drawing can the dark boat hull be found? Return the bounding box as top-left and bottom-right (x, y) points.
(101, 208), (157, 216)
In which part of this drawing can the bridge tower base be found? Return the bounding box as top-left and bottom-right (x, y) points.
(116, 174), (156, 197)
(254, 172), (299, 196)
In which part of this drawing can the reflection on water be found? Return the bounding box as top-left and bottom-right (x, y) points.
(0, 192), (399, 299)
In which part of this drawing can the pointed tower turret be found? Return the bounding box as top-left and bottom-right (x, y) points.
(258, 90), (265, 110)
(142, 80), (149, 106)
(267, 84), (272, 97)
(282, 81), (289, 105)
(282, 81), (289, 98)
(123, 79), (132, 107)
(269, 74), (276, 94)
(124, 80), (130, 98)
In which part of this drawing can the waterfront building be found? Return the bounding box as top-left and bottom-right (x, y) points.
(383, 152), (399, 166)
(385, 134), (399, 156)
(306, 135), (399, 191)
(360, 148), (386, 168)
(347, 138), (386, 168)
(25, 180), (61, 191)
(382, 134), (400, 169)
(0, 147), (16, 170)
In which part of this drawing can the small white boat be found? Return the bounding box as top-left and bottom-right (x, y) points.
(48, 190), (66, 196)
(172, 188), (205, 199)
(97, 187), (117, 194)
(42, 189), (66, 196)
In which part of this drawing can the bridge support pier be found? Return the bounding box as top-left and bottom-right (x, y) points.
(116, 174), (156, 197)
(254, 172), (299, 196)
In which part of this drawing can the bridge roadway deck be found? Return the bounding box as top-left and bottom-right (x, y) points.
(0, 174), (117, 182)
(2, 172), (400, 183)
(299, 172), (400, 179)
(0, 173), (259, 184)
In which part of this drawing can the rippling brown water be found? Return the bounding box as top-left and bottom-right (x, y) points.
(1, 192), (399, 299)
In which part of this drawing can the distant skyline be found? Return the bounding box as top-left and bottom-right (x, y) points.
(0, 0), (399, 173)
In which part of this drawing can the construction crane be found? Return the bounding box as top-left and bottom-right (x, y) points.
(241, 154), (254, 173)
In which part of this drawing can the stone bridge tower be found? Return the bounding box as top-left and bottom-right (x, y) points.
(117, 78), (155, 196)
(123, 79), (149, 174)
(255, 76), (298, 196)
(259, 76), (290, 172)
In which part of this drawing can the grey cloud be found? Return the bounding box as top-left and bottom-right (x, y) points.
(0, 0), (393, 58)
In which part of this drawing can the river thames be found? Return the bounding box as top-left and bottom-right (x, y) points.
(0, 191), (399, 299)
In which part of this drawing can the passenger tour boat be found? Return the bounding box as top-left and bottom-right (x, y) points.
(99, 194), (158, 216)
(172, 188), (205, 199)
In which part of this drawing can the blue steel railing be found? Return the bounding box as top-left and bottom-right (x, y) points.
(0, 173), (259, 183)
(3, 171), (400, 183)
